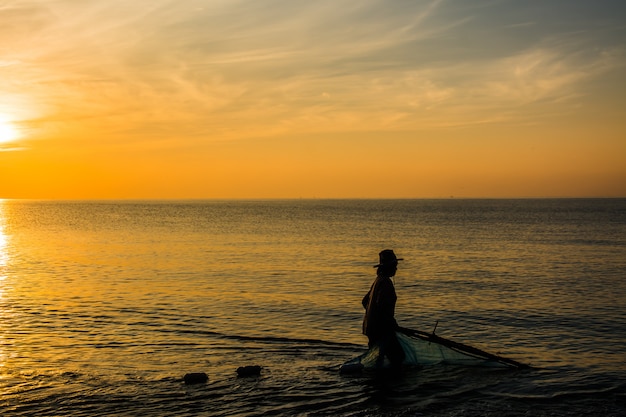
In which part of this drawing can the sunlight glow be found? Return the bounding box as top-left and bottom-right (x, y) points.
(0, 117), (19, 144)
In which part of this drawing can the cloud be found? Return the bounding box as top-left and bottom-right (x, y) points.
(1, 0), (625, 144)
(0, 146), (26, 152)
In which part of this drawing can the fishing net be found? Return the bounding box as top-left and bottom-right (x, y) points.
(340, 328), (529, 372)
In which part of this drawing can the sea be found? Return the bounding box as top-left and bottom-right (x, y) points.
(0, 199), (624, 416)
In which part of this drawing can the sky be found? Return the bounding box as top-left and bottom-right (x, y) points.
(0, 0), (625, 199)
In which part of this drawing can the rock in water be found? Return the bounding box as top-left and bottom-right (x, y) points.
(184, 372), (208, 384)
(236, 365), (262, 377)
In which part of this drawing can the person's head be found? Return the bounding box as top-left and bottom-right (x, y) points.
(374, 249), (402, 278)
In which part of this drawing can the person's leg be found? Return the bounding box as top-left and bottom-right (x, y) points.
(385, 333), (405, 369)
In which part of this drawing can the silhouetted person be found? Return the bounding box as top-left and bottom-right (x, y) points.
(362, 249), (406, 369)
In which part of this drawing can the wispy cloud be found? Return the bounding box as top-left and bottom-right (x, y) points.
(1, 0), (625, 144)
(0, 146), (26, 152)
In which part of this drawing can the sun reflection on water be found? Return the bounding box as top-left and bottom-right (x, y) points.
(0, 200), (7, 369)
(0, 200), (7, 288)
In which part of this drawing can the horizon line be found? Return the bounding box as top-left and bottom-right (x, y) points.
(2, 196), (625, 202)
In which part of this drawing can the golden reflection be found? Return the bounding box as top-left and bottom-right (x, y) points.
(0, 200), (7, 369)
(0, 200), (8, 295)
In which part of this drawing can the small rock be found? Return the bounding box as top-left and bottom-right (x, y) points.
(183, 372), (208, 384)
(236, 365), (262, 377)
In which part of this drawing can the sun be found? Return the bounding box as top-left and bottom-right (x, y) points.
(0, 120), (19, 144)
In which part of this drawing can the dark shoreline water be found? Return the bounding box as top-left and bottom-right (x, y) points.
(1, 199), (625, 416)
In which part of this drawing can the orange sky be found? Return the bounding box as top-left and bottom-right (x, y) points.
(1, 1), (625, 199)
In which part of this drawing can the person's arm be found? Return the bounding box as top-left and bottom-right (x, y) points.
(362, 290), (370, 309)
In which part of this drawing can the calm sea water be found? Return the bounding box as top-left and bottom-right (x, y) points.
(0, 199), (625, 416)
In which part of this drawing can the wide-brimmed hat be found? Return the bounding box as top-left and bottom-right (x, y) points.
(373, 249), (403, 268)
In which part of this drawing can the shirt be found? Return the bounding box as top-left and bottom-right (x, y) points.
(362, 275), (398, 339)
